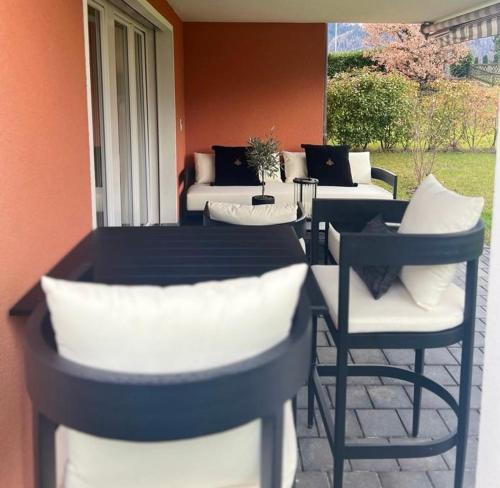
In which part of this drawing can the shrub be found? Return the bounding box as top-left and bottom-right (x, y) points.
(427, 80), (470, 150)
(327, 51), (378, 77)
(450, 51), (473, 78)
(460, 83), (498, 150)
(326, 69), (417, 150)
(428, 79), (498, 151)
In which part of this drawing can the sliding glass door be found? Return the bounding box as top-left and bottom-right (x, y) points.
(87, 0), (158, 226)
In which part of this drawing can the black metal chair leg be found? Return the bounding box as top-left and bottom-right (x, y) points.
(307, 314), (318, 428)
(292, 395), (298, 426)
(412, 349), (425, 437)
(333, 342), (349, 488)
(34, 411), (56, 488)
(454, 333), (475, 487)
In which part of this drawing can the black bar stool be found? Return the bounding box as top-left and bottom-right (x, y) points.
(309, 198), (484, 488)
(25, 290), (312, 488)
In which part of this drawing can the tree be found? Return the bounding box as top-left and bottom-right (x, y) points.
(246, 131), (280, 196)
(408, 90), (451, 185)
(494, 35), (500, 63)
(450, 50), (472, 78)
(363, 24), (467, 84)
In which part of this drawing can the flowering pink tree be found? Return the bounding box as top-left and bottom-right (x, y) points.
(363, 24), (467, 84)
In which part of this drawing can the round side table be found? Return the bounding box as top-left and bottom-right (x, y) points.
(293, 177), (318, 218)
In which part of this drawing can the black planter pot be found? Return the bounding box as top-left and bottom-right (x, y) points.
(252, 195), (275, 205)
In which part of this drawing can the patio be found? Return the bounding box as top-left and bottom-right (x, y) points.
(295, 250), (490, 488)
(3, 0), (499, 487)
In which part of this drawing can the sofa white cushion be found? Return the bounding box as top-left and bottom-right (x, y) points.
(283, 151), (307, 182)
(194, 152), (215, 184)
(187, 182), (393, 211)
(312, 265), (465, 334)
(208, 202), (297, 226)
(348, 152), (372, 184)
(42, 264), (307, 488)
(398, 174), (484, 310)
(327, 224), (341, 263)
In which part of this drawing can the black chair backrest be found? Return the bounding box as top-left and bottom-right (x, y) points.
(310, 198), (484, 342)
(25, 288), (311, 486)
(310, 198), (409, 265)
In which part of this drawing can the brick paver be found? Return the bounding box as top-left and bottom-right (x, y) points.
(296, 251), (489, 487)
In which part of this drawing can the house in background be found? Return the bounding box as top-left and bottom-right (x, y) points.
(1, 1), (499, 487)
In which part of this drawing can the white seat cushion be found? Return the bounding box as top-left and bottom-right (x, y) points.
(188, 182), (292, 210)
(317, 184), (392, 200)
(298, 238), (306, 254)
(399, 174), (484, 310)
(312, 265), (464, 334)
(42, 264), (307, 488)
(208, 201), (297, 226)
(327, 224), (341, 263)
(187, 182), (392, 211)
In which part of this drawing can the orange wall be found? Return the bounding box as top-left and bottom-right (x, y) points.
(0, 1), (92, 486)
(0, 1), (185, 487)
(184, 22), (326, 159)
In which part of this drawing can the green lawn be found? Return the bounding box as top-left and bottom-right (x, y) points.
(370, 151), (496, 242)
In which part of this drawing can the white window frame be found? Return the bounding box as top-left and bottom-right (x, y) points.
(83, 0), (177, 227)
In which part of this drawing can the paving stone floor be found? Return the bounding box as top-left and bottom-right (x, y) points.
(295, 249), (490, 488)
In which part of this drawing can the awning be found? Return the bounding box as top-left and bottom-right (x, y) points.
(422, 2), (500, 45)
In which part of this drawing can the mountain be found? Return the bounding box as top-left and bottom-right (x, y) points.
(468, 38), (495, 62)
(328, 23), (365, 52)
(328, 23), (495, 61)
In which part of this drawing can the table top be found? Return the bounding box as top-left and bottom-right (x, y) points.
(10, 225), (327, 317)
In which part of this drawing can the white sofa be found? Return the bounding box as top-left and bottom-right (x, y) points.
(183, 151), (397, 218)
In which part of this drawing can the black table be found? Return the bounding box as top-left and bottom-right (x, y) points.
(10, 226), (327, 317)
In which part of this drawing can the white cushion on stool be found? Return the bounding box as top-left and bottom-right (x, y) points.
(398, 174), (483, 310)
(298, 238), (306, 254)
(208, 201), (297, 226)
(312, 265), (465, 334)
(327, 224), (341, 263)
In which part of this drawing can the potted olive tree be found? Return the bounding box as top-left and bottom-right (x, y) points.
(246, 131), (280, 205)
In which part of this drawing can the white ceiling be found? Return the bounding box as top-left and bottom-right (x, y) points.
(167, 0), (496, 24)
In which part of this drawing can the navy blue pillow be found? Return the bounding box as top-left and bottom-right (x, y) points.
(212, 146), (260, 186)
(353, 214), (400, 300)
(301, 144), (356, 187)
